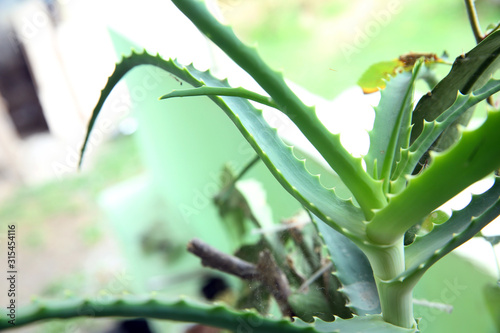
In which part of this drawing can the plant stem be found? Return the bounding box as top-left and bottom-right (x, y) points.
(463, 1), (495, 105)
(362, 237), (415, 328)
(464, 0), (483, 43)
(376, 278), (414, 328)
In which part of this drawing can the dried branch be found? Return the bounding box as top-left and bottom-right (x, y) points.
(187, 238), (258, 280)
(187, 239), (293, 317)
(256, 250), (293, 317)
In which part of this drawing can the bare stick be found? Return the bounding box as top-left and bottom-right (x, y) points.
(256, 250), (293, 317)
(187, 238), (258, 280)
(188, 239), (293, 317)
(463, 1), (495, 106)
(464, 0), (483, 43)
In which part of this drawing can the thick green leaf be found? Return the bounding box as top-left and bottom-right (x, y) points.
(368, 110), (500, 245)
(403, 177), (500, 284)
(403, 198), (500, 288)
(364, 61), (421, 189)
(0, 296), (415, 333)
(80, 51), (366, 242)
(313, 214), (380, 316)
(410, 30), (500, 145)
(0, 296), (310, 332)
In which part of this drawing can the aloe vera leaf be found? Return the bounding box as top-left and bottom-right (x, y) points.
(410, 30), (500, 145)
(314, 214), (381, 316)
(80, 51), (366, 241)
(395, 79), (500, 179)
(170, 0), (385, 217)
(368, 110), (500, 245)
(0, 295), (417, 332)
(0, 296), (308, 332)
(364, 61), (421, 190)
(293, 314), (417, 332)
(403, 199), (500, 288)
(159, 86), (278, 108)
(402, 177), (500, 284)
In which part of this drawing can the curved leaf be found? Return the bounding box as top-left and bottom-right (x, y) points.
(0, 296), (416, 333)
(410, 29), (500, 145)
(0, 296), (310, 332)
(80, 51), (366, 241)
(159, 86), (279, 108)
(402, 177), (500, 284)
(364, 61), (422, 190)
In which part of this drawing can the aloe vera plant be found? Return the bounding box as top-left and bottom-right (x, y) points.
(3, 0), (500, 332)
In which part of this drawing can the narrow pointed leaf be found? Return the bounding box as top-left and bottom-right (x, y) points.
(159, 86), (279, 108)
(0, 296), (416, 333)
(402, 177), (500, 283)
(364, 61), (421, 187)
(80, 51), (366, 241)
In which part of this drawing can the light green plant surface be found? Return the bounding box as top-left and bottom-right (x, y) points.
(6, 0), (500, 332)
